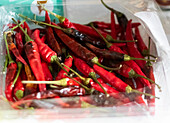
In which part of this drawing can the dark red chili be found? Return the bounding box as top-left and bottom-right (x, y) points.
(111, 11), (117, 39)
(85, 43), (152, 62)
(46, 27), (62, 56)
(55, 55), (73, 80)
(7, 32), (27, 65)
(40, 35), (46, 43)
(31, 29), (44, 44)
(126, 20), (146, 69)
(15, 32), (24, 55)
(41, 61), (53, 81)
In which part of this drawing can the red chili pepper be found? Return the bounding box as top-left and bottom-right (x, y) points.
(111, 11), (117, 39)
(31, 29), (44, 44)
(14, 76), (24, 101)
(24, 21), (32, 36)
(40, 35), (46, 43)
(5, 62), (22, 102)
(45, 11), (51, 24)
(41, 61), (53, 81)
(126, 20), (146, 69)
(91, 21), (111, 29)
(90, 78), (130, 103)
(12, 19), (47, 92)
(144, 65), (155, 107)
(55, 56), (73, 80)
(15, 32), (24, 55)
(46, 27), (62, 56)
(55, 28), (116, 71)
(135, 27), (155, 58)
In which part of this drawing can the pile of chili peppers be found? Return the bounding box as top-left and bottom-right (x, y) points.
(2, 0), (160, 111)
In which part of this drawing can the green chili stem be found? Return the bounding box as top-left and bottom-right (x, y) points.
(37, 2), (65, 23)
(64, 74), (93, 93)
(12, 62), (22, 86)
(19, 14), (66, 31)
(3, 32), (14, 64)
(132, 89), (159, 99)
(11, 20), (26, 31)
(3, 55), (8, 72)
(12, 18), (33, 42)
(135, 74), (161, 91)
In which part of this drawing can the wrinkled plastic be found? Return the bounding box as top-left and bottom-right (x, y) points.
(1, 0), (170, 120)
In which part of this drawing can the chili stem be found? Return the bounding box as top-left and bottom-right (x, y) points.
(62, 63), (108, 95)
(19, 14), (66, 32)
(124, 54), (156, 62)
(90, 22), (136, 43)
(12, 62), (22, 86)
(132, 89), (159, 99)
(3, 55), (8, 72)
(64, 74), (93, 93)
(3, 32), (14, 64)
(37, 2), (65, 23)
(12, 18), (33, 42)
(11, 20), (26, 31)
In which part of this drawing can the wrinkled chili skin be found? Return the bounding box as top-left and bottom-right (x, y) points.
(15, 32), (24, 55)
(85, 43), (124, 62)
(57, 32), (96, 63)
(68, 28), (106, 48)
(46, 27), (62, 56)
(20, 87), (85, 100)
(5, 63), (17, 86)
(24, 41), (46, 91)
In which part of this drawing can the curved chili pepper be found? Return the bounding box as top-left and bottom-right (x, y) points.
(14, 76), (24, 101)
(41, 61), (53, 81)
(89, 21), (111, 29)
(15, 32), (24, 55)
(12, 18), (47, 92)
(101, 0), (128, 31)
(126, 20), (146, 69)
(31, 29), (44, 44)
(7, 32), (27, 65)
(4, 32), (17, 86)
(24, 21), (32, 37)
(5, 62), (22, 102)
(55, 55), (73, 80)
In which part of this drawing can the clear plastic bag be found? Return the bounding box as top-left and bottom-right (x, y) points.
(0, 0), (170, 120)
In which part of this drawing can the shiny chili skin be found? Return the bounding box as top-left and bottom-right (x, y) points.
(52, 22), (106, 48)
(24, 21), (32, 36)
(14, 76), (24, 101)
(73, 56), (94, 77)
(111, 11), (116, 39)
(15, 32), (24, 55)
(36, 42), (57, 63)
(85, 43), (124, 62)
(55, 56), (73, 80)
(135, 27), (148, 56)
(41, 61), (53, 81)
(31, 29), (44, 44)
(93, 64), (128, 92)
(90, 78), (130, 103)
(46, 27), (62, 56)
(24, 41), (46, 92)
(126, 20), (146, 69)
(5, 82), (15, 102)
